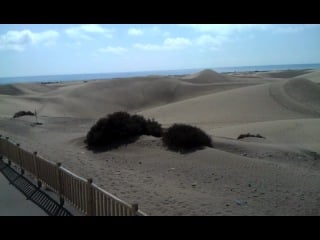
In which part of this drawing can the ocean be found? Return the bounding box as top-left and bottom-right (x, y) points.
(1, 63), (320, 85)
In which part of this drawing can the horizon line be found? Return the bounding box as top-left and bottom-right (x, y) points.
(1, 62), (320, 79)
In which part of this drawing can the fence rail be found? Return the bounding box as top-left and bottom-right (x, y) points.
(0, 135), (146, 216)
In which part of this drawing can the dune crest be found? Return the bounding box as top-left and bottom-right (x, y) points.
(0, 73), (257, 118)
(140, 80), (313, 126)
(258, 69), (313, 79)
(0, 84), (23, 96)
(285, 78), (320, 109)
(181, 69), (229, 84)
(295, 70), (320, 83)
(269, 78), (320, 116)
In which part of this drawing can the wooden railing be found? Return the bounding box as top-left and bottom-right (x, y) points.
(0, 135), (146, 216)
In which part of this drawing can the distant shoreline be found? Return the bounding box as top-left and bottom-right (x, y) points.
(1, 63), (320, 85)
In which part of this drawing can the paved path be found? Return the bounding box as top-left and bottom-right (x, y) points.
(0, 172), (47, 216)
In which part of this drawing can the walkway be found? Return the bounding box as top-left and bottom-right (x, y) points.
(0, 171), (47, 216)
(0, 158), (76, 216)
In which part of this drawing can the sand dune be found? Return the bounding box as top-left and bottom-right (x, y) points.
(210, 118), (320, 152)
(0, 73), (263, 119)
(296, 70), (320, 83)
(181, 69), (229, 83)
(140, 79), (316, 127)
(285, 78), (320, 112)
(0, 84), (23, 95)
(1, 69), (320, 215)
(270, 78), (320, 116)
(257, 69), (313, 78)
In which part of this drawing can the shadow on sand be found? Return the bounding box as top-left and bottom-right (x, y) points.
(85, 136), (140, 153)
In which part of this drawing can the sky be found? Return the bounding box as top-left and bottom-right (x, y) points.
(0, 24), (320, 78)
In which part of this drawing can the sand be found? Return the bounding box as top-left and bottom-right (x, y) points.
(0, 69), (319, 215)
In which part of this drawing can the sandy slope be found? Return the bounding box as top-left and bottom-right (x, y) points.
(181, 69), (229, 83)
(0, 70), (263, 119)
(140, 79), (317, 126)
(0, 69), (320, 215)
(1, 119), (319, 216)
(297, 70), (320, 83)
(257, 69), (313, 79)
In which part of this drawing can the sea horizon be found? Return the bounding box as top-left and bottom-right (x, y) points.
(1, 63), (320, 85)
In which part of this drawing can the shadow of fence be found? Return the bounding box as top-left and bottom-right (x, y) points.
(0, 158), (72, 216)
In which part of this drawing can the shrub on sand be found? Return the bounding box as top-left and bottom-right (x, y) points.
(162, 124), (213, 153)
(13, 110), (35, 118)
(145, 119), (162, 137)
(86, 111), (162, 150)
(237, 133), (265, 140)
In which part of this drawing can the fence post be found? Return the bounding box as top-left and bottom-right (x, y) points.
(16, 143), (24, 175)
(56, 162), (64, 206)
(33, 151), (41, 188)
(131, 203), (139, 216)
(5, 137), (11, 166)
(86, 178), (94, 216)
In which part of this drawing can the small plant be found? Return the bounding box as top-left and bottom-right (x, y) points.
(162, 123), (213, 153)
(237, 133), (265, 140)
(13, 111), (35, 118)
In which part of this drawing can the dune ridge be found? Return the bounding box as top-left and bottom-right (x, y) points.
(181, 69), (229, 83)
(0, 72), (261, 118)
(269, 78), (320, 116)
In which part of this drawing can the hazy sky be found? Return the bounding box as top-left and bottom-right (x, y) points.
(1, 24), (320, 77)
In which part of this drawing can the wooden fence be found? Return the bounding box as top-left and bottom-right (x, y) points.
(0, 135), (146, 216)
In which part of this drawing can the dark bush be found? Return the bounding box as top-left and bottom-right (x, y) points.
(86, 111), (162, 150)
(237, 133), (265, 140)
(13, 111), (35, 118)
(162, 124), (213, 153)
(130, 114), (148, 135)
(146, 119), (163, 137)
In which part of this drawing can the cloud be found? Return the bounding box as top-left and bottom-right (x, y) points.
(163, 37), (191, 48)
(134, 34), (231, 52)
(79, 24), (106, 33)
(0, 29), (59, 51)
(134, 37), (191, 51)
(195, 34), (227, 50)
(180, 24), (316, 35)
(128, 28), (143, 36)
(65, 24), (112, 40)
(163, 32), (171, 37)
(130, 25), (170, 38)
(179, 24), (316, 51)
(134, 43), (162, 51)
(271, 24), (318, 33)
(179, 24), (271, 35)
(150, 26), (160, 33)
(99, 46), (128, 54)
